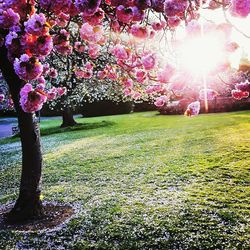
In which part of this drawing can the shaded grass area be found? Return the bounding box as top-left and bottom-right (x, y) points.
(41, 120), (114, 136)
(0, 119), (114, 144)
(0, 111), (249, 249)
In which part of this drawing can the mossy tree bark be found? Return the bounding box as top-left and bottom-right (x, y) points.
(0, 46), (43, 223)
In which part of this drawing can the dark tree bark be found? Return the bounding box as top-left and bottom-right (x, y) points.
(61, 107), (78, 127)
(0, 46), (43, 222)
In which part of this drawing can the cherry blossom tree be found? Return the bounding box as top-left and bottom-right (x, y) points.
(44, 40), (131, 127)
(0, 0), (249, 223)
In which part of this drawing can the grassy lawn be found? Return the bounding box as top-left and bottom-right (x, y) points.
(0, 111), (249, 249)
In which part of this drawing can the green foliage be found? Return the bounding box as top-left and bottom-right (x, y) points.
(0, 111), (249, 249)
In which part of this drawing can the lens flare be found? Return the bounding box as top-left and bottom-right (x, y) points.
(179, 33), (225, 75)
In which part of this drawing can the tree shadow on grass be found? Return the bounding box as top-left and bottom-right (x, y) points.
(40, 120), (115, 137)
(0, 121), (115, 144)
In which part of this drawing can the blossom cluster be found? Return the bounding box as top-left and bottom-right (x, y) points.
(14, 54), (43, 81)
(230, 0), (250, 17)
(20, 83), (66, 113)
(232, 80), (250, 100)
(53, 29), (72, 55)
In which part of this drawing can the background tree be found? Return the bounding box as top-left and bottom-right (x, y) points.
(44, 38), (132, 127)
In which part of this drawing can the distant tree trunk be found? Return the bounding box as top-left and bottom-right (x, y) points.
(0, 46), (43, 223)
(61, 107), (77, 127)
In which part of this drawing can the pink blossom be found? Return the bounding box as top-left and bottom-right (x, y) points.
(110, 0), (123, 7)
(185, 101), (200, 116)
(157, 64), (175, 83)
(116, 5), (134, 24)
(39, 56), (46, 61)
(56, 13), (70, 27)
(106, 67), (117, 79)
(110, 20), (121, 32)
(151, 0), (165, 12)
(98, 36), (107, 45)
(74, 42), (85, 52)
(154, 95), (168, 107)
(225, 42), (239, 52)
(152, 22), (165, 31)
(130, 25), (148, 39)
(20, 83), (47, 113)
(97, 70), (107, 79)
(37, 76), (46, 85)
(75, 70), (85, 78)
(122, 78), (133, 88)
(82, 8), (104, 25)
(0, 94), (5, 102)
(0, 8), (20, 29)
(4, 0), (35, 20)
(153, 84), (163, 92)
(75, 69), (93, 79)
(55, 44), (73, 55)
(53, 29), (72, 55)
(85, 62), (94, 70)
(14, 54), (43, 81)
(57, 87), (67, 96)
(135, 69), (147, 83)
(230, 0), (250, 17)
(75, 0), (101, 16)
(124, 88), (133, 96)
(5, 31), (23, 61)
(24, 13), (49, 36)
(80, 23), (103, 43)
(40, 0), (72, 14)
(235, 81), (250, 92)
(149, 30), (156, 39)
(88, 44), (100, 59)
(168, 17), (181, 28)
(47, 87), (58, 101)
(53, 29), (70, 46)
(199, 89), (218, 100)
(82, 70), (93, 79)
(49, 68), (58, 78)
(111, 44), (130, 60)
(5, 31), (18, 48)
(145, 86), (155, 94)
(7, 97), (14, 110)
(141, 53), (156, 70)
(132, 91), (141, 99)
(208, 0), (221, 9)
(35, 83), (45, 92)
(132, 6), (145, 22)
(231, 89), (249, 100)
(42, 63), (50, 75)
(164, 0), (188, 17)
(68, 2), (80, 16)
(29, 35), (53, 56)
(135, 0), (151, 10)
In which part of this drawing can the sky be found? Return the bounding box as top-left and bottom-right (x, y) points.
(201, 8), (250, 59)
(162, 7), (250, 70)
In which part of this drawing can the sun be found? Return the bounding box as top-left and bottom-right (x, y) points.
(179, 33), (225, 75)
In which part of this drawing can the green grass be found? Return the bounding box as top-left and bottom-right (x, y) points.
(0, 111), (250, 249)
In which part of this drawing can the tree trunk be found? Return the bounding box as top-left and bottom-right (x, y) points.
(0, 46), (43, 223)
(61, 107), (77, 127)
